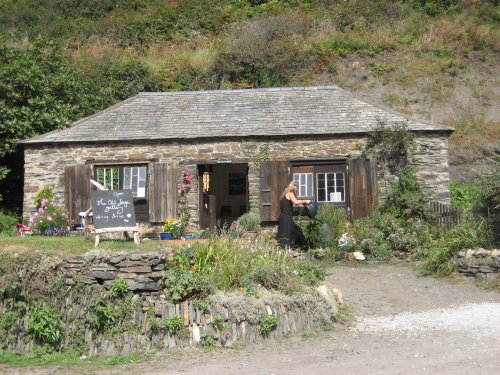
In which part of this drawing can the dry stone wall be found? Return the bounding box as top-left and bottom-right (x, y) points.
(454, 248), (500, 278)
(1, 252), (337, 355)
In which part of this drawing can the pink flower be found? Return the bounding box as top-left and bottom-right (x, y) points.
(224, 330), (232, 339)
(38, 207), (43, 214)
(47, 215), (52, 221)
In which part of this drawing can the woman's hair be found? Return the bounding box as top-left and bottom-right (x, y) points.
(280, 181), (298, 199)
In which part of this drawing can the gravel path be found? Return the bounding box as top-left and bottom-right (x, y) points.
(353, 302), (500, 338)
(3, 263), (500, 375)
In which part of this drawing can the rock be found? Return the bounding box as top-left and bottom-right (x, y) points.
(118, 266), (152, 273)
(128, 254), (144, 261)
(465, 249), (475, 258)
(192, 323), (200, 342)
(352, 251), (366, 261)
(108, 255), (126, 264)
(115, 260), (147, 267)
(331, 287), (345, 308)
(74, 275), (97, 284)
(84, 270), (117, 280)
(127, 280), (160, 292)
(316, 284), (339, 314)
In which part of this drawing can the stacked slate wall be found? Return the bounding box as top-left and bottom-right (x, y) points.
(454, 248), (500, 278)
(0, 252), (336, 355)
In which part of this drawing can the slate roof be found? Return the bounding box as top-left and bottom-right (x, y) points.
(21, 86), (453, 145)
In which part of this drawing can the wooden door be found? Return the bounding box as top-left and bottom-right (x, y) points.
(348, 158), (378, 219)
(260, 160), (290, 222)
(148, 162), (178, 223)
(64, 164), (92, 226)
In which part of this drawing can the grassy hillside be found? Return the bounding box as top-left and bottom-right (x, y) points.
(1, 0), (499, 177)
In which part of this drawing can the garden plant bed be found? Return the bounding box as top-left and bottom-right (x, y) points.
(2, 263), (499, 375)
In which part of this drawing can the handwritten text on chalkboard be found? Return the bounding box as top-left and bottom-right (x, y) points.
(91, 190), (137, 229)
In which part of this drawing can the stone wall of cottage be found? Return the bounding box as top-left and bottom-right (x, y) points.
(23, 133), (450, 227)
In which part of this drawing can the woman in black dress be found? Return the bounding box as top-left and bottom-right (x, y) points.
(276, 181), (311, 250)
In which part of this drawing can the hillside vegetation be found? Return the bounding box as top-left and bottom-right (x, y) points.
(0, 0), (499, 209)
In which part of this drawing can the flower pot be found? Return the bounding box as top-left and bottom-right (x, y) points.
(160, 232), (173, 240)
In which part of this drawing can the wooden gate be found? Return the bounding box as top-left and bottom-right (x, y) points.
(430, 200), (463, 229)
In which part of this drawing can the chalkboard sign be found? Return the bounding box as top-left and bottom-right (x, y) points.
(90, 190), (137, 229)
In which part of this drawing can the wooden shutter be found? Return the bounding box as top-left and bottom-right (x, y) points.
(348, 158), (378, 219)
(148, 162), (178, 223)
(260, 160), (290, 222)
(64, 164), (92, 226)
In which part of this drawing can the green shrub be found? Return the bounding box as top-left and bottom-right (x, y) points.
(86, 293), (117, 332)
(0, 211), (18, 236)
(450, 180), (481, 210)
(212, 314), (224, 332)
(108, 278), (130, 299)
(315, 205), (348, 247)
(244, 265), (286, 291)
(293, 262), (325, 287)
(200, 333), (217, 348)
(300, 218), (322, 249)
(258, 315), (278, 337)
(314, 37), (368, 57)
(0, 311), (22, 348)
(164, 315), (183, 334)
(237, 212), (260, 232)
(474, 166), (500, 243)
(380, 166), (435, 224)
(27, 305), (64, 347)
(148, 315), (161, 335)
(160, 267), (213, 303)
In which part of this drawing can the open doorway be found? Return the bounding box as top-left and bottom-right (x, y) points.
(198, 163), (249, 229)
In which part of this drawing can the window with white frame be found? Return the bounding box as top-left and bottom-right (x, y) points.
(124, 166), (147, 198)
(316, 172), (345, 203)
(293, 173), (313, 197)
(95, 165), (147, 198)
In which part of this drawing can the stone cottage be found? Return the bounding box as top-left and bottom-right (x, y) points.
(20, 86), (453, 232)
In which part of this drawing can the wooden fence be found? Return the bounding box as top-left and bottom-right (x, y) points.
(430, 200), (463, 229)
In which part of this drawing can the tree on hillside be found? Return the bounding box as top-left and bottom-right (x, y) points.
(0, 36), (105, 204)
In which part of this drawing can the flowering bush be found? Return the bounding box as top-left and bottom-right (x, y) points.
(29, 198), (70, 236)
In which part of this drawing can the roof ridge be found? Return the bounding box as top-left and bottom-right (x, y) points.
(138, 85), (339, 96)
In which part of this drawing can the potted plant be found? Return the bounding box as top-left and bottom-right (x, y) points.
(160, 218), (181, 240)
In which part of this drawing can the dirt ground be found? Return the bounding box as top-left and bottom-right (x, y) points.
(3, 262), (500, 375)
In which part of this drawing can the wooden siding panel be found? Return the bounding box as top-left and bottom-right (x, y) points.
(260, 160), (289, 222)
(64, 164), (92, 226)
(148, 162), (178, 223)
